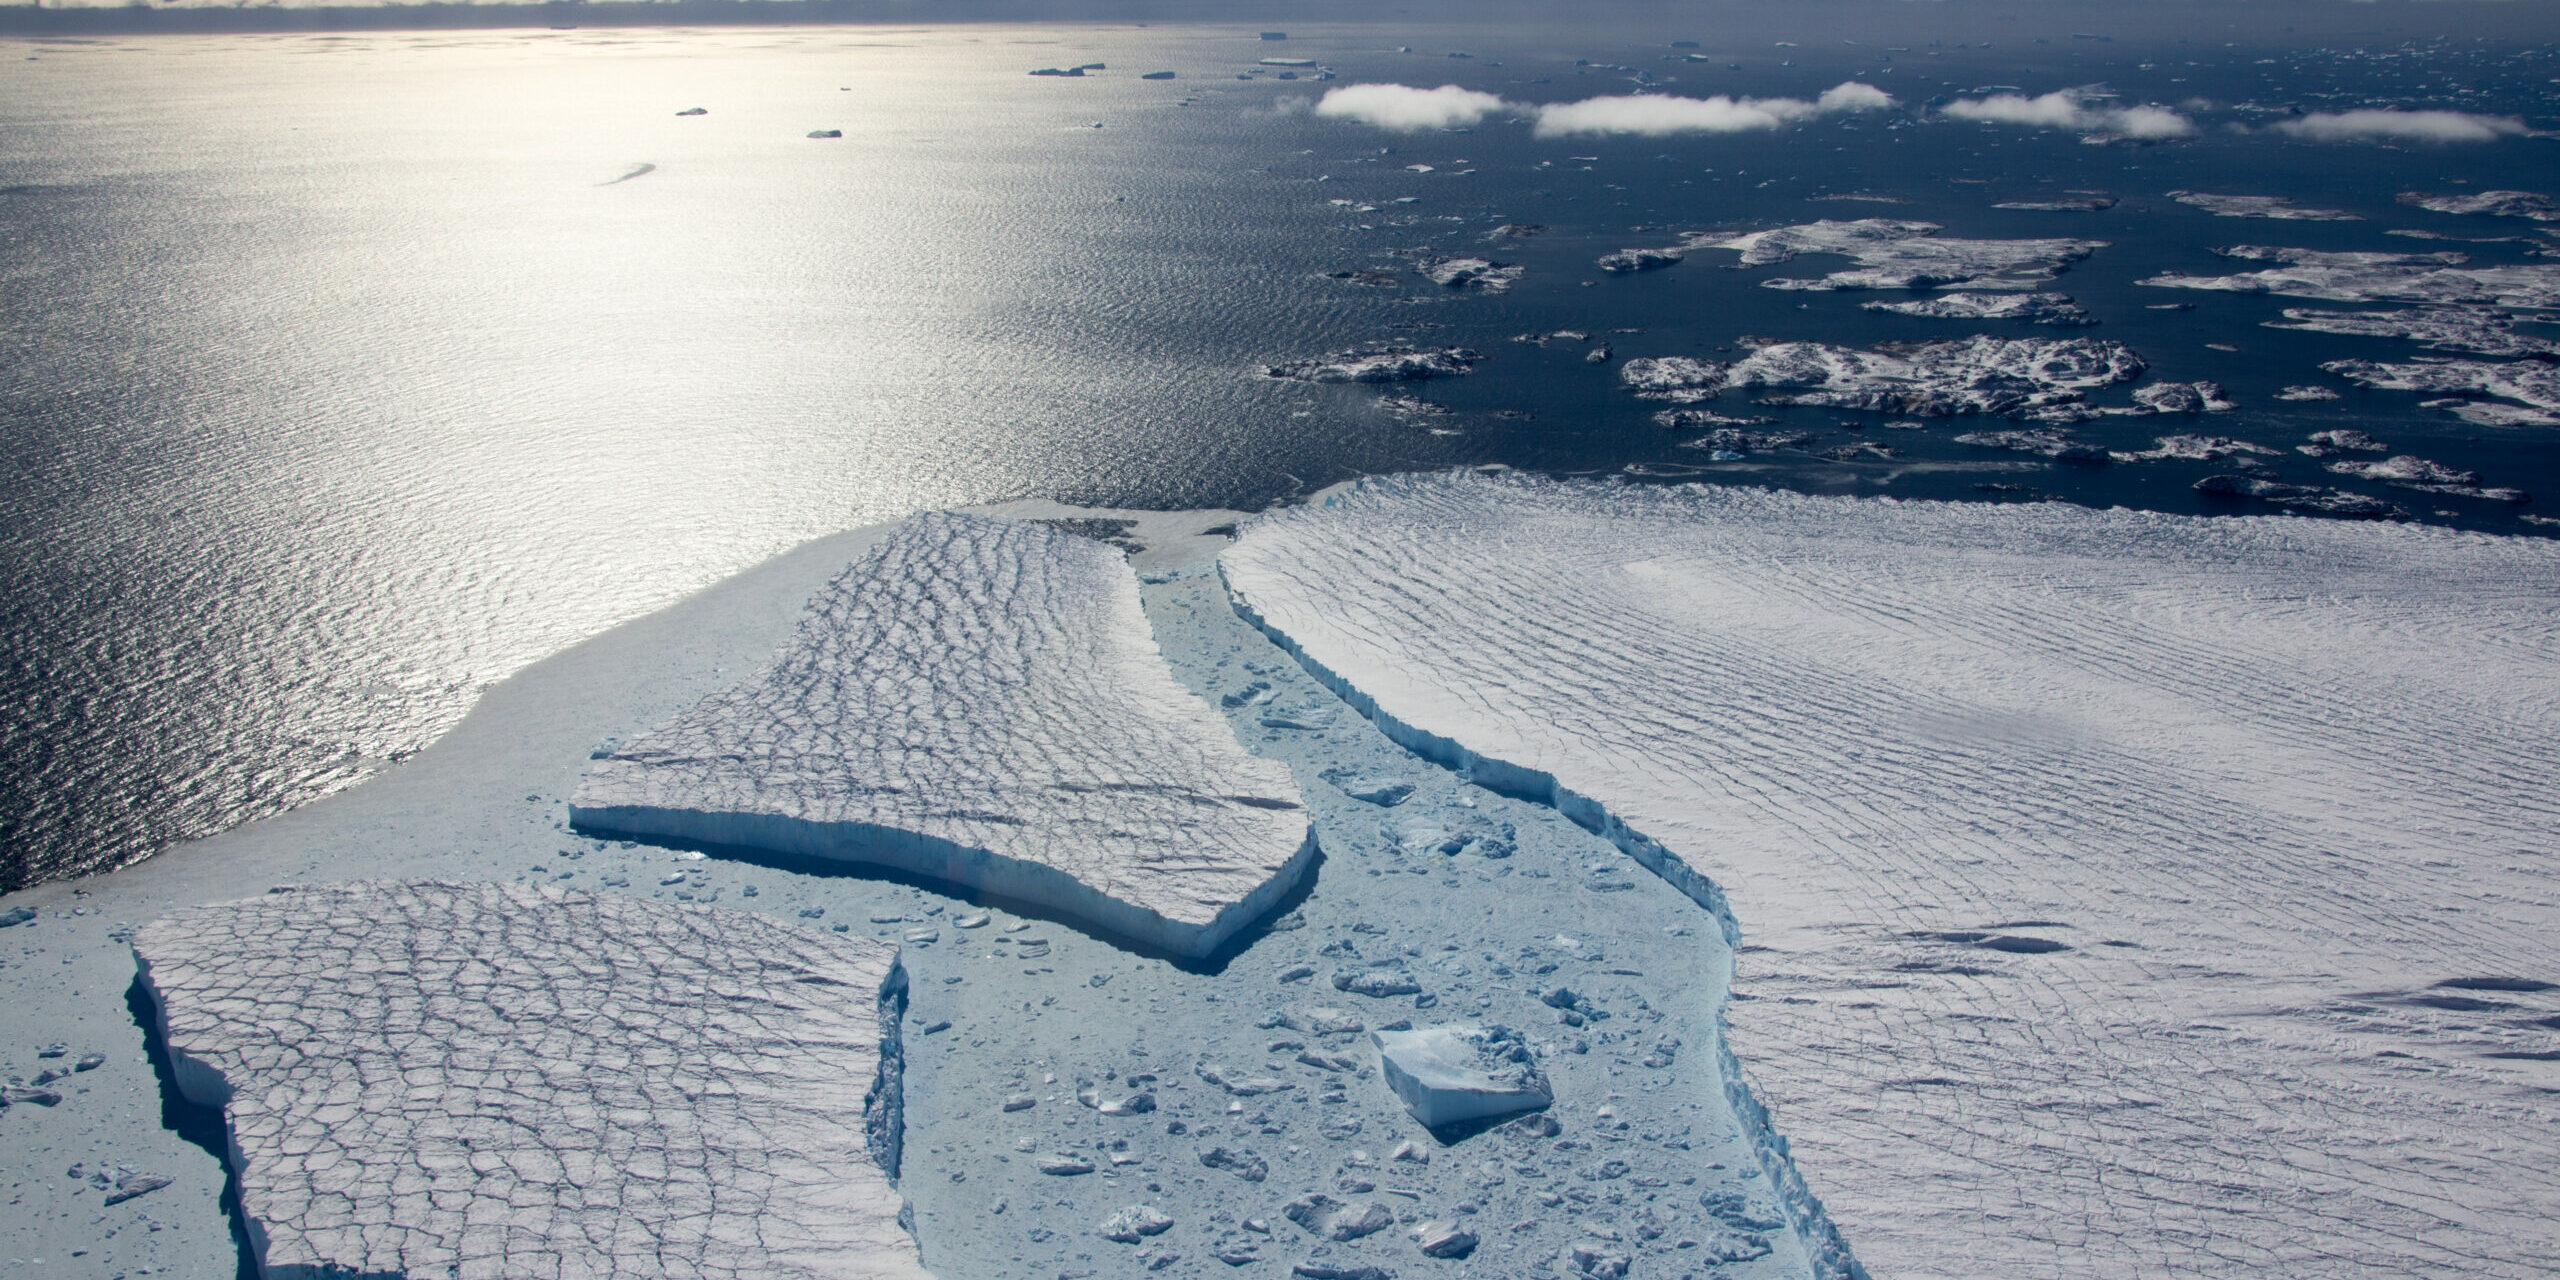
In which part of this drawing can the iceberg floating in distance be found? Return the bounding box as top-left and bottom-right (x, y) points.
(132, 881), (929, 1279)
(573, 513), (1313, 958)
(1222, 469), (2560, 1278)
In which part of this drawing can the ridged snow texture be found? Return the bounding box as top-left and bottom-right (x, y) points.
(131, 881), (927, 1280)
(1223, 470), (2560, 1280)
(573, 512), (1311, 958)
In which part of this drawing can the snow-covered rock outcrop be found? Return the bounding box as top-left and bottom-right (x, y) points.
(2168, 191), (2360, 220)
(132, 881), (928, 1280)
(1692, 218), (2105, 291)
(2398, 189), (2560, 221)
(1725, 335), (2145, 415)
(1267, 347), (1481, 383)
(2320, 356), (2560, 423)
(1223, 469), (2560, 1280)
(2265, 307), (2560, 357)
(574, 513), (1313, 958)
(1860, 290), (2095, 325)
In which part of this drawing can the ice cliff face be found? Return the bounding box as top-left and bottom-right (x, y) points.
(573, 513), (1313, 958)
(1223, 470), (2560, 1280)
(132, 881), (927, 1280)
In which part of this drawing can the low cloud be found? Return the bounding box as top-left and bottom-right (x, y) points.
(1313, 83), (1507, 132)
(2274, 109), (2527, 144)
(1532, 81), (1892, 137)
(1943, 90), (2194, 139)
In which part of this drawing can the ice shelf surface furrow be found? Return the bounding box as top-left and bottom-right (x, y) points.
(1221, 469), (2560, 1280)
(131, 880), (927, 1280)
(572, 512), (1312, 958)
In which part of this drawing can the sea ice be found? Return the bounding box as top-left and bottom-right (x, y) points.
(1371, 1024), (1552, 1129)
(2319, 356), (2560, 419)
(1859, 291), (2094, 325)
(2399, 189), (2560, 222)
(2264, 307), (2560, 357)
(1723, 335), (2145, 416)
(1691, 218), (2106, 291)
(1267, 347), (1482, 383)
(574, 513), (1312, 958)
(2141, 245), (2560, 308)
(1223, 469), (2560, 1280)
(2167, 191), (2361, 220)
(132, 881), (927, 1280)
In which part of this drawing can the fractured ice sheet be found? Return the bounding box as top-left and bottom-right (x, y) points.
(132, 881), (927, 1280)
(2141, 245), (2560, 308)
(1224, 470), (2560, 1280)
(574, 513), (1312, 958)
(1690, 218), (2106, 291)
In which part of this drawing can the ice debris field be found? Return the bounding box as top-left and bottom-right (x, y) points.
(13, 485), (2560, 1280)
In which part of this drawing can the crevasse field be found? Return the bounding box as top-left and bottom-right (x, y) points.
(1222, 469), (2560, 1280)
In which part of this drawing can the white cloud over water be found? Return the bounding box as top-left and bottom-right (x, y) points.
(1313, 83), (1506, 131)
(1531, 81), (1892, 137)
(2274, 109), (2528, 144)
(1943, 90), (2195, 139)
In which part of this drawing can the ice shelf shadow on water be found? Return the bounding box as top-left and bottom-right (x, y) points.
(130, 881), (927, 1280)
(569, 512), (1316, 960)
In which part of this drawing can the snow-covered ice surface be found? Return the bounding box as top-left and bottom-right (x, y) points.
(2140, 245), (2560, 308)
(573, 512), (1313, 959)
(1692, 219), (2106, 291)
(1858, 291), (2094, 325)
(132, 880), (927, 1280)
(1223, 469), (2560, 1280)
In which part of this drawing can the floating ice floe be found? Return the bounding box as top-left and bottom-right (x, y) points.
(2264, 307), (2560, 357)
(2398, 189), (2560, 221)
(1222, 469), (2560, 1278)
(1723, 335), (2145, 416)
(2324, 454), (2531, 502)
(574, 513), (1313, 958)
(1413, 256), (1523, 292)
(2319, 356), (2560, 423)
(2140, 245), (2560, 308)
(1268, 346), (1482, 383)
(1372, 1024), (1553, 1128)
(1860, 290), (2095, 325)
(132, 881), (927, 1280)
(1693, 218), (2105, 291)
(2168, 191), (2361, 220)
(2194, 473), (2405, 517)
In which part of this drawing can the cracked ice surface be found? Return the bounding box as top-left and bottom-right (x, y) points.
(1223, 470), (2560, 1280)
(574, 513), (1311, 957)
(132, 880), (927, 1280)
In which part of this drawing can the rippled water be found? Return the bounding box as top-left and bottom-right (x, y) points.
(5, 14), (2555, 888)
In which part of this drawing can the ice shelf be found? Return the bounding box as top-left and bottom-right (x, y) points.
(132, 880), (927, 1280)
(1222, 469), (2560, 1280)
(573, 512), (1313, 958)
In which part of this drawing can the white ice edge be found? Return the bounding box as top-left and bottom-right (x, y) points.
(1218, 559), (1865, 1280)
(565, 802), (1320, 960)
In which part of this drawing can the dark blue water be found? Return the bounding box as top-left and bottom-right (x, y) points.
(4, 11), (2556, 889)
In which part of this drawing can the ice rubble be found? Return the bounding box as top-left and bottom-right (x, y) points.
(132, 881), (927, 1280)
(573, 513), (1312, 958)
(1690, 218), (2106, 291)
(1223, 469), (2560, 1280)
(2399, 189), (2560, 221)
(2140, 245), (2560, 308)
(2265, 307), (2560, 357)
(1859, 290), (2094, 325)
(2319, 357), (2560, 424)
(2167, 191), (2361, 220)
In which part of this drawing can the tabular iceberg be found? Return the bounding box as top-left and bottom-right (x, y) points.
(574, 513), (1313, 958)
(1222, 470), (2560, 1280)
(132, 881), (928, 1280)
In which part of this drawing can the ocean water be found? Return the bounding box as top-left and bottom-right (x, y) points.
(4, 12), (2556, 889)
